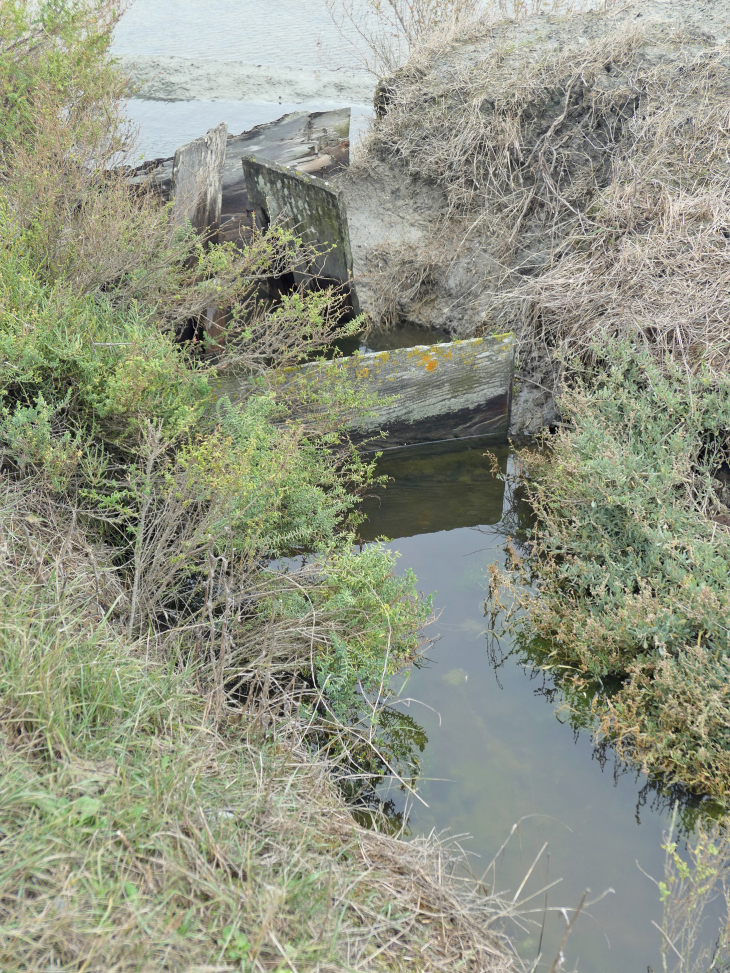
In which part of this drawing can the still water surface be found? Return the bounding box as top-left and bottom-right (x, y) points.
(114, 0), (363, 65)
(359, 442), (714, 972)
(113, 0), (374, 159)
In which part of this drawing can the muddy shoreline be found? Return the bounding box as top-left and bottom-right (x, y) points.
(121, 54), (374, 105)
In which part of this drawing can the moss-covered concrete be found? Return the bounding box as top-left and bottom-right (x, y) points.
(242, 154), (358, 312)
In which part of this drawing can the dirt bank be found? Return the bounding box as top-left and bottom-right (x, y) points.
(343, 0), (730, 433)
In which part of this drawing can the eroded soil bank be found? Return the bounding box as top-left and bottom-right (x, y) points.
(341, 0), (730, 432)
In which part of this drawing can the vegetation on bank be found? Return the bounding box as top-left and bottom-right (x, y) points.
(492, 348), (730, 800)
(8, 0), (730, 966)
(0, 2), (522, 970)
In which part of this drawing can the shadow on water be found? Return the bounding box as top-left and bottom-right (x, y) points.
(356, 439), (722, 973)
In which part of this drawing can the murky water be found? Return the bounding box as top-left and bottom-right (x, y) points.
(359, 442), (718, 972)
(113, 0), (375, 159)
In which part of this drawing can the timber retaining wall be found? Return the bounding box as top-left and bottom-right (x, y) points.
(285, 333), (515, 447)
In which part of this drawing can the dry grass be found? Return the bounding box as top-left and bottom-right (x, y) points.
(327, 0), (621, 76)
(361, 238), (445, 327)
(0, 478), (531, 973)
(362, 4), (730, 375)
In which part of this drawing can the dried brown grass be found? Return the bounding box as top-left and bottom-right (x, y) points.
(364, 6), (730, 373)
(327, 0), (621, 76)
(0, 477), (532, 973)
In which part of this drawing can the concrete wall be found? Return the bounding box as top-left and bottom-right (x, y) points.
(242, 155), (358, 311)
(285, 333), (515, 447)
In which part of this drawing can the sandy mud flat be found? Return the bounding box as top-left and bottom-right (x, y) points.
(113, 0), (375, 160)
(120, 55), (374, 106)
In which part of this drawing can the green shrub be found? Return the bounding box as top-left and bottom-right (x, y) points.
(277, 544), (431, 717)
(0, 0), (428, 728)
(495, 344), (730, 799)
(0, 247), (418, 718)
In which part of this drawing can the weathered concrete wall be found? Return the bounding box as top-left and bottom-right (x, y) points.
(126, 109), (351, 214)
(285, 333), (515, 447)
(242, 154), (358, 311)
(171, 123), (228, 236)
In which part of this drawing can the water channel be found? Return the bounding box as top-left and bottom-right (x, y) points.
(358, 441), (717, 972)
(114, 3), (720, 968)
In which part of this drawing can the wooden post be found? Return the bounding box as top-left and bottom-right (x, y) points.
(171, 122), (228, 241)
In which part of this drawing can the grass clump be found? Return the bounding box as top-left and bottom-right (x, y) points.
(0, 508), (516, 972)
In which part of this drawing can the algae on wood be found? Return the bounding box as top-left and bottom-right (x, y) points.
(283, 333), (515, 446)
(242, 154), (359, 313)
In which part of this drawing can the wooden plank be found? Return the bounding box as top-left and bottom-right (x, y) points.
(282, 333), (515, 447)
(170, 122), (228, 238)
(127, 110), (350, 203)
(243, 154), (359, 312)
(222, 108), (351, 214)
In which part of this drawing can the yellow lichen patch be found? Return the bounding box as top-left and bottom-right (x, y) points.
(424, 356), (438, 372)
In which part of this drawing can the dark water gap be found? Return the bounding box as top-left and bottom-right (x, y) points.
(357, 439), (717, 973)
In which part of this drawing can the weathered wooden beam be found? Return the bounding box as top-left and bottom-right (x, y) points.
(222, 108), (351, 210)
(126, 109), (351, 220)
(283, 333), (515, 447)
(170, 122), (228, 238)
(242, 154), (359, 312)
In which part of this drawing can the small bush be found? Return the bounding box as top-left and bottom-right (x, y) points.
(0, 0), (435, 765)
(492, 344), (730, 799)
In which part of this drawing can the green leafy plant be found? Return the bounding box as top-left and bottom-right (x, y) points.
(219, 926), (251, 963)
(490, 343), (730, 800)
(645, 806), (730, 973)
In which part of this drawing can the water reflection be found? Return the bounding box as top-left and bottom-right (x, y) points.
(357, 439), (718, 972)
(348, 706), (428, 834)
(492, 634), (721, 837)
(358, 438), (509, 541)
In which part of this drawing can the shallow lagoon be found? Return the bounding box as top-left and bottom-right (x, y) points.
(113, 0), (375, 160)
